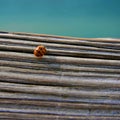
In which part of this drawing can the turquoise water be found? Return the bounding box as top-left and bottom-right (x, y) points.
(0, 0), (120, 38)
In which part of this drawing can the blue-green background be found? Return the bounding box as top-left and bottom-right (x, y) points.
(0, 0), (120, 38)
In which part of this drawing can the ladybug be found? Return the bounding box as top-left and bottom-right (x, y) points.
(34, 45), (47, 58)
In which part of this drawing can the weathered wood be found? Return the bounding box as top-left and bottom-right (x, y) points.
(1, 66), (120, 77)
(1, 60), (120, 73)
(0, 33), (120, 49)
(0, 82), (120, 99)
(1, 44), (120, 60)
(1, 91), (120, 104)
(0, 112), (120, 120)
(0, 31), (120, 42)
(0, 31), (120, 119)
(0, 34), (120, 50)
(0, 51), (120, 66)
(1, 72), (120, 88)
(1, 38), (120, 53)
(0, 98), (120, 110)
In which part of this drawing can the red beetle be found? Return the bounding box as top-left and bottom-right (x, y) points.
(34, 45), (47, 58)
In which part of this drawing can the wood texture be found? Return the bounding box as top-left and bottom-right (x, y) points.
(0, 31), (120, 119)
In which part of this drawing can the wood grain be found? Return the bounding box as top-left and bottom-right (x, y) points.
(0, 31), (120, 119)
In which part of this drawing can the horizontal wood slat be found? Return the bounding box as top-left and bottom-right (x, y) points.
(0, 31), (120, 119)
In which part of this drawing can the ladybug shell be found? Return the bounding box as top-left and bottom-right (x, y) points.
(34, 45), (47, 57)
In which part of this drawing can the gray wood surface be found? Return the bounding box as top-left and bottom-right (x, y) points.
(0, 31), (120, 119)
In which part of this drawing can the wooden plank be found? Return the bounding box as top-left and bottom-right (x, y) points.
(1, 31), (120, 42)
(0, 44), (120, 60)
(0, 112), (120, 120)
(0, 31), (120, 119)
